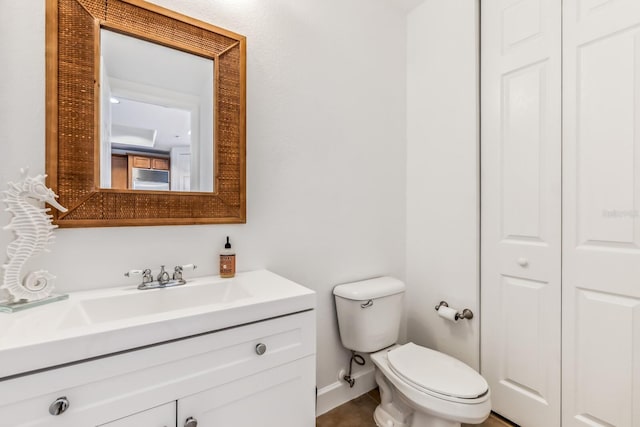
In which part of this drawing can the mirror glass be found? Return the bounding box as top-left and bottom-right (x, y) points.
(99, 29), (214, 192)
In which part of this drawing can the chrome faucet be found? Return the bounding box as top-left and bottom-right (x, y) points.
(125, 264), (197, 290)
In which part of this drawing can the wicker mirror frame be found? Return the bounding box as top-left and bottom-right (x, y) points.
(46, 0), (246, 227)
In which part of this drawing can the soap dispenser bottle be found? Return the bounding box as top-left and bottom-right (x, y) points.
(219, 236), (236, 278)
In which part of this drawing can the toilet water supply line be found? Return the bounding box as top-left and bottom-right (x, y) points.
(344, 350), (365, 388)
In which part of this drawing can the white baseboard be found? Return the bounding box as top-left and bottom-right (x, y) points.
(316, 366), (377, 416)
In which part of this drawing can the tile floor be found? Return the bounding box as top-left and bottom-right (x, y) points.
(316, 389), (517, 427)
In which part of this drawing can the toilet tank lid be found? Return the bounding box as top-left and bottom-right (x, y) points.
(333, 277), (405, 300)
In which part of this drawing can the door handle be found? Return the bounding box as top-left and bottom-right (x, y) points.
(184, 417), (198, 427)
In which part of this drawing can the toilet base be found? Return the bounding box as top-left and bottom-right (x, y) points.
(373, 405), (461, 427)
(410, 411), (460, 427)
(373, 403), (461, 427)
(373, 405), (410, 427)
(373, 368), (461, 427)
(374, 369), (412, 427)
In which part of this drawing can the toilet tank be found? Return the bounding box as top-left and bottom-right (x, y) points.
(333, 277), (405, 353)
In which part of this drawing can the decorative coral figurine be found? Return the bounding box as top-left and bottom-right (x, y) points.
(1, 169), (67, 303)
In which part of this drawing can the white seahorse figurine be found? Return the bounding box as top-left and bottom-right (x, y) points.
(1, 169), (67, 303)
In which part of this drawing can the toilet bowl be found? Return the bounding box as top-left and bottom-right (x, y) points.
(371, 343), (491, 427)
(333, 277), (491, 427)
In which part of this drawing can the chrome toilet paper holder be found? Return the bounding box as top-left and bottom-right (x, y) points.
(434, 301), (474, 321)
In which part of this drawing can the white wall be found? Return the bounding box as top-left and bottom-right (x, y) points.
(405, 0), (480, 370)
(0, 0), (406, 409)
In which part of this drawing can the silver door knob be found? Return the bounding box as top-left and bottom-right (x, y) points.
(256, 343), (267, 355)
(184, 417), (198, 427)
(49, 397), (70, 415)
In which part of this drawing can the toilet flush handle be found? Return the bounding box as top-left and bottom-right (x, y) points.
(360, 299), (373, 308)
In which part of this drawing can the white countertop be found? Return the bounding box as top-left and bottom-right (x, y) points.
(0, 270), (315, 379)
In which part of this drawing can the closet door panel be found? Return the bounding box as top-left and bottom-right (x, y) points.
(481, 1), (561, 426)
(564, 1), (640, 426)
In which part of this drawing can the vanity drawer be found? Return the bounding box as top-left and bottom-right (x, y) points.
(0, 310), (315, 427)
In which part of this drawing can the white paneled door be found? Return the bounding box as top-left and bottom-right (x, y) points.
(481, 1), (562, 426)
(563, 1), (640, 426)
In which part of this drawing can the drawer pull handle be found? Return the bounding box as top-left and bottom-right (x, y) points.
(49, 397), (69, 416)
(184, 416), (198, 427)
(256, 343), (267, 355)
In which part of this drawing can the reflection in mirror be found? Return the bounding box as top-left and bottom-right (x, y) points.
(99, 29), (214, 192)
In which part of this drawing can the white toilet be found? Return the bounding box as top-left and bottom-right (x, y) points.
(333, 277), (491, 427)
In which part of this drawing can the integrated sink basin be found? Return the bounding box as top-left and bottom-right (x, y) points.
(77, 281), (253, 324)
(0, 270), (315, 379)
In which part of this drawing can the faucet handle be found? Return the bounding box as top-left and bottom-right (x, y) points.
(125, 268), (153, 283)
(173, 264), (197, 280)
(125, 269), (143, 277)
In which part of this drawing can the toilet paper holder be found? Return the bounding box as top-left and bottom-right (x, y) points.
(434, 301), (473, 321)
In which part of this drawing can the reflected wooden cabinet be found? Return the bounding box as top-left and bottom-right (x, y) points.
(129, 156), (169, 171)
(152, 158), (169, 170)
(110, 154), (171, 190)
(111, 155), (128, 190)
(130, 155), (169, 171)
(131, 156), (151, 169)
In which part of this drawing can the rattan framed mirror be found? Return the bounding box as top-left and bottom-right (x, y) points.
(46, 0), (246, 227)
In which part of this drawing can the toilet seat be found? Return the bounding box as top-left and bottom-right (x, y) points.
(387, 343), (488, 400)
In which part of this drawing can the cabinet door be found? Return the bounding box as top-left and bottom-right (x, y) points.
(131, 156), (151, 168)
(152, 158), (169, 170)
(97, 402), (176, 427)
(177, 356), (315, 427)
(111, 155), (128, 189)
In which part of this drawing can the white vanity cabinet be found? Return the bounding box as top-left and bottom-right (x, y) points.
(0, 310), (316, 427)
